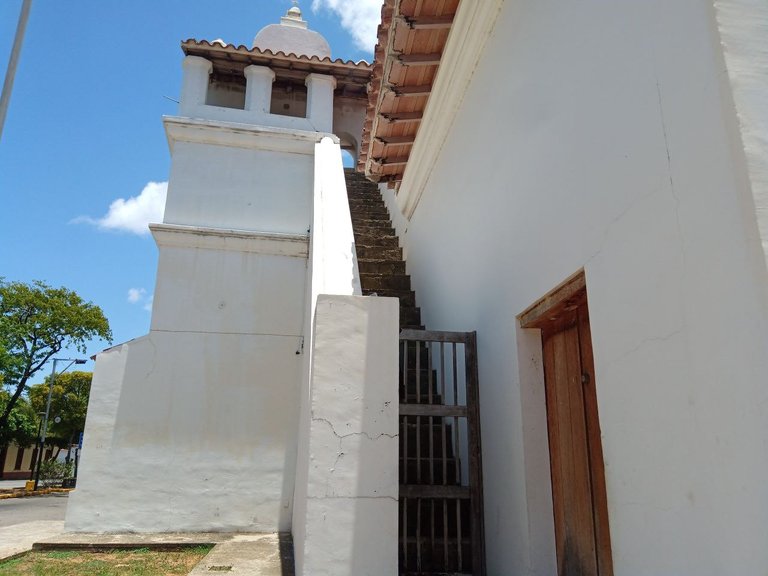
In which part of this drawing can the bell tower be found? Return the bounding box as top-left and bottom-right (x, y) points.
(66, 6), (371, 534)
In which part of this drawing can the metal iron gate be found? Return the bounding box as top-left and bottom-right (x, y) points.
(399, 330), (485, 575)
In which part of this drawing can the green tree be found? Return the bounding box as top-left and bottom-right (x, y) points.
(0, 280), (112, 438)
(0, 391), (37, 446)
(29, 371), (92, 453)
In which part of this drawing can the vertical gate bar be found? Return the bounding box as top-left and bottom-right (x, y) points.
(430, 498), (435, 570)
(440, 343), (447, 485)
(466, 331), (486, 575)
(428, 343), (435, 486)
(443, 498), (448, 569)
(402, 339), (409, 487)
(457, 499), (463, 571)
(428, 341), (433, 404)
(452, 342), (459, 407)
(416, 414), (422, 484)
(402, 497), (408, 568)
(416, 341), (422, 485)
(429, 415), (434, 484)
(453, 414), (460, 485)
(416, 340), (421, 404)
(403, 414), (408, 485)
(403, 339), (408, 400)
(417, 497), (422, 571)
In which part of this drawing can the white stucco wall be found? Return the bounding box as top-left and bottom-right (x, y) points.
(296, 295), (399, 576)
(384, 0), (768, 574)
(713, 0), (768, 284)
(68, 114), (318, 533)
(66, 328), (303, 532)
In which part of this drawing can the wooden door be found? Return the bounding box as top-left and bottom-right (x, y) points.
(521, 275), (612, 576)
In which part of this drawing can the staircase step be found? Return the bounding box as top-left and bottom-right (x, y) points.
(359, 273), (411, 291)
(354, 234), (399, 249)
(358, 259), (406, 275)
(349, 211), (392, 222)
(362, 288), (415, 307)
(400, 307), (422, 328)
(353, 217), (397, 228)
(356, 246), (402, 260)
(354, 223), (396, 235)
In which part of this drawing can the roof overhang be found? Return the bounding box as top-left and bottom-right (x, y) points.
(359, 0), (460, 185)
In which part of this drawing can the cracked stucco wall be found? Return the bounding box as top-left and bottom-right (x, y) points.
(296, 295), (399, 576)
(381, 0), (768, 574)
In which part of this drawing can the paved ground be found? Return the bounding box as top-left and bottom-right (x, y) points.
(0, 492), (293, 574)
(0, 492), (69, 527)
(0, 492), (68, 560)
(0, 479), (31, 490)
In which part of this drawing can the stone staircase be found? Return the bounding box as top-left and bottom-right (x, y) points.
(345, 170), (481, 575)
(344, 169), (422, 329)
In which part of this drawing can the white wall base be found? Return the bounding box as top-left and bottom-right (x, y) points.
(66, 328), (303, 533)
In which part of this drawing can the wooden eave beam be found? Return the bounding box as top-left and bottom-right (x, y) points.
(398, 15), (455, 30)
(372, 156), (410, 167)
(389, 84), (432, 97)
(382, 111), (424, 123)
(376, 135), (416, 146)
(396, 53), (443, 66)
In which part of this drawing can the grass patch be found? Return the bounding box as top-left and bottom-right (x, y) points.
(0, 546), (212, 575)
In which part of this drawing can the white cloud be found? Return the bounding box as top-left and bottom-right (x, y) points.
(75, 181), (167, 236)
(127, 287), (153, 313)
(311, 0), (381, 52)
(127, 288), (146, 304)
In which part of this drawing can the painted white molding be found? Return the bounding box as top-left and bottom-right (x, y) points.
(163, 115), (337, 154)
(396, 0), (504, 220)
(713, 0), (768, 278)
(150, 223), (309, 258)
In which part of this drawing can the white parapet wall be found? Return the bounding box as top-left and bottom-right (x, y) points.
(292, 137), (399, 575)
(297, 295), (399, 576)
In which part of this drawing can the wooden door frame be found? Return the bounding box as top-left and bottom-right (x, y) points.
(520, 271), (613, 576)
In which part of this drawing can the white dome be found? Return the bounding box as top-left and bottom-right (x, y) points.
(252, 6), (331, 59)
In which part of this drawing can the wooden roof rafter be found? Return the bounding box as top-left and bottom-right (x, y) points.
(359, 0), (460, 187)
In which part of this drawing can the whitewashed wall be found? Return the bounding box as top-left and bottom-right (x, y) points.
(292, 139), (398, 575)
(67, 113), (315, 533)
(383, 0), (768, 574)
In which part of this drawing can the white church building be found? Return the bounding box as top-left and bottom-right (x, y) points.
(68, 2), (768, 575)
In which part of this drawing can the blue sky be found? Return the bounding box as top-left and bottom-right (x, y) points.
(0, 0), (379, 383)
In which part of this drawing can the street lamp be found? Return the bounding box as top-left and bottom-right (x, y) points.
(33, 357), (86, 490)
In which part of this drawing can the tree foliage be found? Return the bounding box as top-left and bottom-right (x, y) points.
(29, 371), (92, 447)
(0, 280), (112, 439)
(0, 391), (37, 446)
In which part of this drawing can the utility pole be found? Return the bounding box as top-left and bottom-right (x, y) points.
(0, 0), (33, 142)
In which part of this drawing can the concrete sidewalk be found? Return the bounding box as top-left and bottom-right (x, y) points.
(32, 531), (295, 575)
(0, 520), (65, 560)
